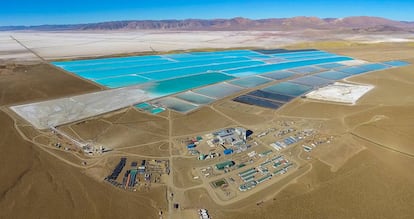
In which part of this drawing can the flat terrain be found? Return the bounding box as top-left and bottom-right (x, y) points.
(1, 35), (414, 219)
(1, 31), (413, 60)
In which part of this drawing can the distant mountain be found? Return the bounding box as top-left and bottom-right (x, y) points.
(2, 16), (414, 32)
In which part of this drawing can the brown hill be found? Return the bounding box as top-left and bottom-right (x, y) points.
(2, 16), (413, 32)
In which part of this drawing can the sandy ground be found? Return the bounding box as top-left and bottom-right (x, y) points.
(1, 33), (414, 219)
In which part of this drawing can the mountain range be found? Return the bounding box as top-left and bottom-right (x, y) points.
(1, 16), (414, 32)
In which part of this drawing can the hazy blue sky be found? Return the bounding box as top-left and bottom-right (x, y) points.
(1, 0), (413, 26)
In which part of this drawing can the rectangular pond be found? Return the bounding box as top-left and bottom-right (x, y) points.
(228, 76), (273, 88)
(358, 63), (390, 71)
(289, 66), (323, 74)
(140, 60), (265, 80)
(261, 70), (296, 80)
(382, 60), (410, 67)
(288, 76), (333, 87)
(316, 62), (346, 69)
(224, 56), (353, 77)
(52, 55), (166, 68)
(193, 82), (244, 98)
(262, 82), (313, 96)
(233, 95), (284, 109)
(94, 75), (150, 88)
(151, 97), (199, 113)
(141, 72), (235, 97)
(247, 90), (295, 102)
(336, 66), (370, 75)
(135, 102), (165, 114)
(175, 91), (216, 105)
(76, 57), (253, 80)
(313, 70), (352, 80)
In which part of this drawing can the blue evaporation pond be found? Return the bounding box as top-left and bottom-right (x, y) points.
(247, 55), (273, 59)
(132, 56), (250, 74)
(289, 76), (333, 87)
(76, 56), (251, 80)
(289, 66), (323, 74)
(141, 60), (264, 80)
(313, 70), (352, 80)
(382, 60), (409, 67)
(317, 62), (345, 69)
(152, 97), (198, 113)
(142, 72), (235, 97)
(282, 53), (338, 61)
(228, 76), (273, 88)
(135, 102), (153, 110)
(261, 58), (287, 64)
(337, 66), (370, 75)
(233, 95), (284, 109)
(169, 54), (240, 62)
(53, 55), (165, 68)
(248, 90), (295, 102)
(150, 108), (165, 114)
(254, 49), (318, 55)
(359, 63), (390, 71)
(170, 50), (259, 61)
(261, 70), (296, 80)
(94, 75), (150, 88)
(190, 50), (257, 56)
(163, 53), (192, 59)
(262, 82), (313, 96)
(59, 58), (172, 72)
(271, 50), (326, 58)
(224, 56), (353, 77)
(175, 91), (216, 105)
(193, 83), (244, 98)
(135, 102), (165, 114)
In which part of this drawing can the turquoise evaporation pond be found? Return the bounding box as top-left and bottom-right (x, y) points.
(382, 60), (409, 67)
(135, 102), (152, 110)
(282, 53), (339, 61)
(337, 66), (370, 75)
(135, 102), (165, 114)
(193, 83), (244, 98)
(74, 56), (252, 80)
(289, 76), (333, 87)
(358, 63), (390, 71)
(53, 55), (165, 68)
(261, 70), (296, 80)
(289, 66), (323, 74)
(95, 75), (150, 88)
(140, 60), (264, 80)
(271, 50), (327, 58)
(150, 108), (166, 114)
(190, 50), (259, 56)
(169, 50), (260, 61)
(262, 82), (313, 96)
(313, 70), (352, 80)
(142, 72), (235, 97)
(224, 56), (353, 77)
(175, 92), (216, 105)
(317, 62), (345, 69)
(229, 75), (273, 88)
(58, 58), (173, 72)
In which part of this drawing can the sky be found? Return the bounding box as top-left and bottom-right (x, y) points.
(1, 0), (413, 26)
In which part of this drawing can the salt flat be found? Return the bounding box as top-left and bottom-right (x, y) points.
(1, 31), (413, 61)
